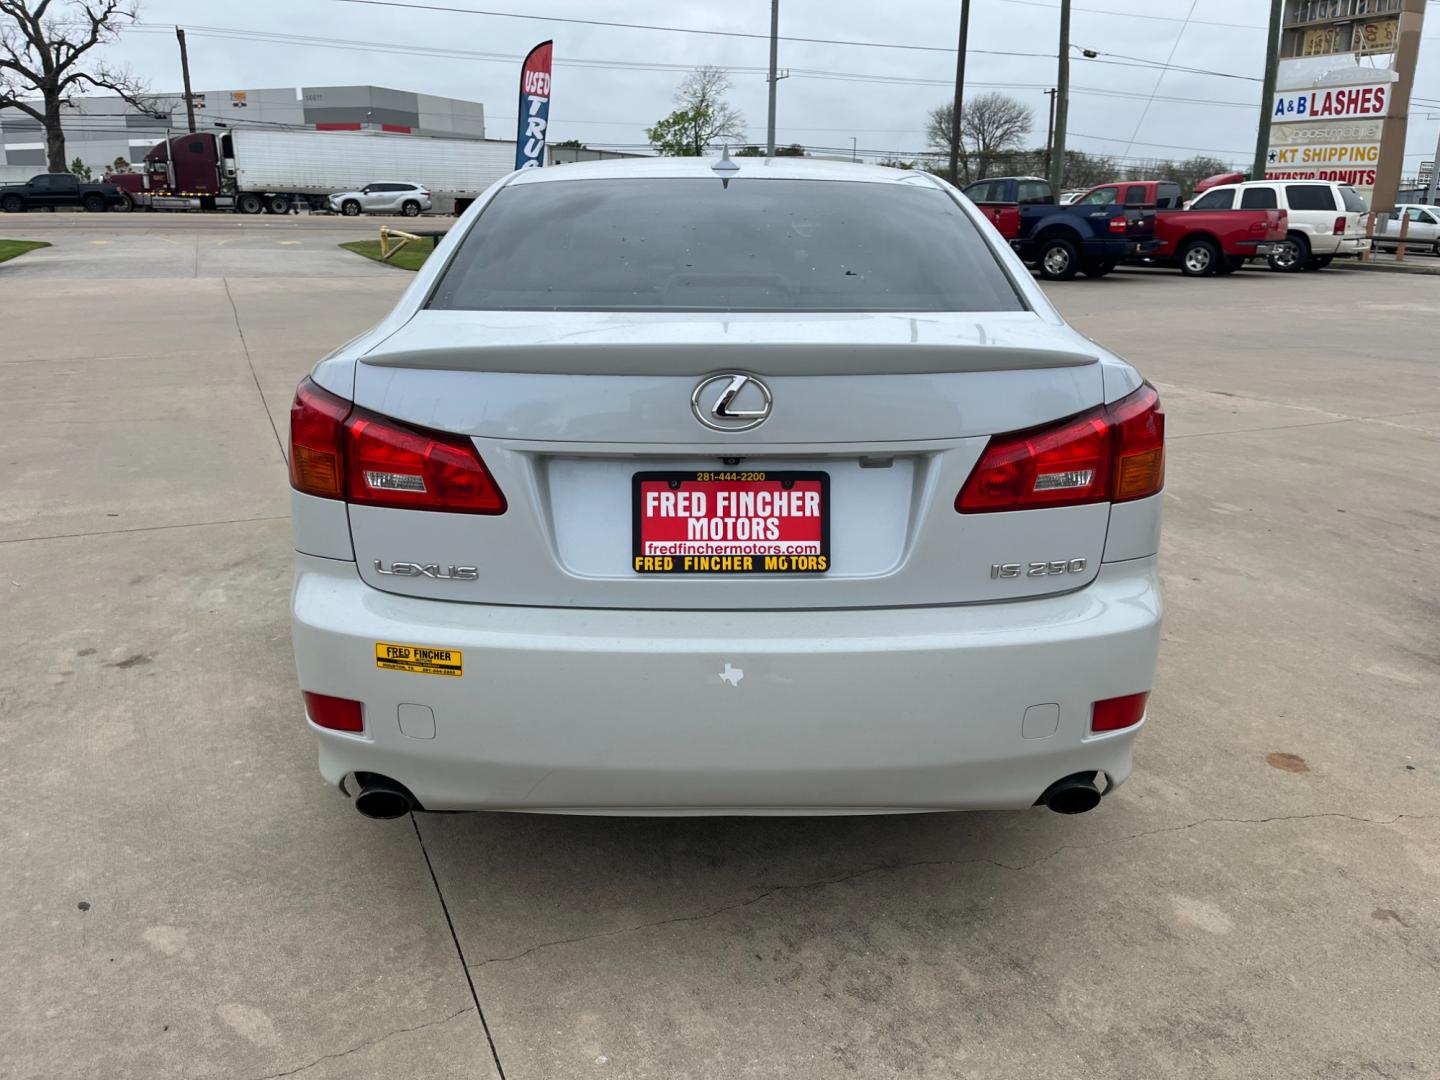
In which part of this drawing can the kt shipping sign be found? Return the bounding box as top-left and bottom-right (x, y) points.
(515, 40), (553, 170)
(1272, 83), (1392, 123)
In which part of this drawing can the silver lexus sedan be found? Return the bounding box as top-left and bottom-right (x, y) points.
(289, 157), (1164, 819)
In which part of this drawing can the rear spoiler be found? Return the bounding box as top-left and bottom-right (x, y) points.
(358, 343), (1099, 377)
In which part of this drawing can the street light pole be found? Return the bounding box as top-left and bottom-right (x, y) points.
(1251, 0), (1284, 182)
(947, 0), (971, 185)
(766, 0), (780, 155)
(1049, 0), (1070, 192)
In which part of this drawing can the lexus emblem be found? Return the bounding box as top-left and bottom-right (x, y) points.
(691, 373), (773, 432)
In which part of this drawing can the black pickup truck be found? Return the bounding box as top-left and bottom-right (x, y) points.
(0, 173), (129, 213)
(960, 176), (1157, 280)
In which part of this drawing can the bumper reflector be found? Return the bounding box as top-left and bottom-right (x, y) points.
(303, 691), (364, 733)
(1091, 691), (1149, 733)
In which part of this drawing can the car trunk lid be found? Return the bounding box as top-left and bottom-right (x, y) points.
(342, 311), (1115, 610)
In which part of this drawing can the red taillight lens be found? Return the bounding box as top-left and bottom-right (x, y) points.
(1334, 216), (1346, 235)
(1091, 691), (1149, 732)
(346, 408), (506, 514)
(1108, 217), (1128, 233)
(303, 691), (364, 733)
(956, 384), (1164, 513)
(290, 377), (349, 498)
(288, 377), (506, 513)
(1108, 384), (1165, 502)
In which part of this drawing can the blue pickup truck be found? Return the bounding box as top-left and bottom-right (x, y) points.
(960, 176), (1158, 280)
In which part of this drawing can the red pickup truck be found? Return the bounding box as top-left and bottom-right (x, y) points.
(1072, 181), (1287, 276)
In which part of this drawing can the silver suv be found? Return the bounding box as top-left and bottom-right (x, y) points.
(329, 181), (431, 217)
(289, 158), (1164, 820)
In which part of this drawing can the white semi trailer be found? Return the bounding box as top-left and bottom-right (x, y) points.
(106, 128), (518, 214)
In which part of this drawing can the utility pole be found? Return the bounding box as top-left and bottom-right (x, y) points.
(766, 0), (780, 155)
(947, 0), (971, 185)
(1048, 0), (1070, 192)
(175, 28), (197, 134)
(1251, 0), (1283, 182)
(1372, 0), (1427, 213)
(1043, 88), (1057, 180)
(1426, 126), (1440, 206)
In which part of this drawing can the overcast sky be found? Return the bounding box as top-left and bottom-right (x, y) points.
(107, 0), (1440, 172)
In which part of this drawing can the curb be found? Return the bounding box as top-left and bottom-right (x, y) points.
(1335, 260), (1440, 277)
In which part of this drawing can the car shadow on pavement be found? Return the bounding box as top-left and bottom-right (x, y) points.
(411, 805), (1093, 964)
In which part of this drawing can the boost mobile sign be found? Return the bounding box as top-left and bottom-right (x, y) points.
(515, 40), (553, 170)
(1272, 83), (1391, 123)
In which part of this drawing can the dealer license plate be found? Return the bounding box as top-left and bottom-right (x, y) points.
(632, 471), (830, 575)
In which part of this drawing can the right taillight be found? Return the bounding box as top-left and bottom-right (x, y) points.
(956, 384), (1164, 513)
(288, 376), (506, 514)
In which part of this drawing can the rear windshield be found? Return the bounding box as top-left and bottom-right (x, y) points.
(428, 178), (1025, 313)
(1339, 186), (1367, 213)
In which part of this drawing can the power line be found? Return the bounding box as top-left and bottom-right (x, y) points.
(320, 0), (1057, 57)
(125, 24), (1259, 109)
(1119, 0), (1201, 161)
(996, 0), (1265, 31)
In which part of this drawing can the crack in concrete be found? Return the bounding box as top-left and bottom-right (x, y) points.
(228, 1006), (475, 1080)
(0, 515), (288, 546)
(469, 811), (1439, 969)
(223, 277), (286, 464)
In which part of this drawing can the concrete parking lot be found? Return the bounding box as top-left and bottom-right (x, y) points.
(2, 216), (1437, 1080)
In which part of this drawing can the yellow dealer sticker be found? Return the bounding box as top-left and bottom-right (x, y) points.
(375, 642), (463, 677)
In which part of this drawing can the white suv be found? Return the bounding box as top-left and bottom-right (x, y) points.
(288, 158), (1164, 820)
(1189, 180), (1370, 271)
(328, 181), (432, 217)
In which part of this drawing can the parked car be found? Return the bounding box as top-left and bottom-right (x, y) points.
(288, 158), (1164, 819)
(328, 181), (432, 217)
(0, 172), (128, 213)
(1073, 180), (1287, 276)
(1372, 204), (1440, 255)
(961, 175), (1158, 280)
(1059, 190), (1087, 205)
(1188, 180), (1370, 271)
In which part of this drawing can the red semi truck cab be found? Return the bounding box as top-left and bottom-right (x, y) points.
(1073, 180), (1287, 276)
(106, 133), (227, 209)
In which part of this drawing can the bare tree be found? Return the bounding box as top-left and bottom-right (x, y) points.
(1061, 149), (1121, 190)
(646, 66), (745, 156)
(927, 92), (1033, 184)
(1, 1), (147, 172)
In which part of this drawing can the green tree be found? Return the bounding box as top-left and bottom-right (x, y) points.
(68, 155), (91, 180)
(646, 66), (745, 156)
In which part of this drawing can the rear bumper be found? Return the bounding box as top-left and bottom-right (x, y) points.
(292, 553), (1162, 813)
(1232, 240), (1279, 255)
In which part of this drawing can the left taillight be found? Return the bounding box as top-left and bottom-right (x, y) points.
(290, 377), (349, 498)
(345, 407), (506, 514)
(956, 384), (1165, 513)
(288, 376), (506, 514)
